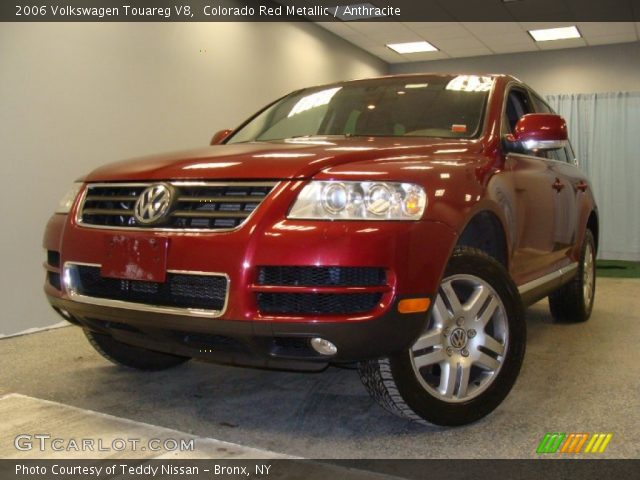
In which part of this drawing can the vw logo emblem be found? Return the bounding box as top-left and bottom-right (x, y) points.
(449, 328), (468, 349)
(134, 184), (174, 225)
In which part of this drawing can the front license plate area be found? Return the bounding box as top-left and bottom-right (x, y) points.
(101, 235), (169, 282)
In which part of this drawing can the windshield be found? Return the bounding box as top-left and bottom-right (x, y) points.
(227, 75), (492, 144)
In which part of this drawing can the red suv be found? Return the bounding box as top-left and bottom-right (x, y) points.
(44, 74), (598, 426)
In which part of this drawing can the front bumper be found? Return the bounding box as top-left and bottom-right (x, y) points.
(48, 294), (431, 369)
(43, 182), (457, 367)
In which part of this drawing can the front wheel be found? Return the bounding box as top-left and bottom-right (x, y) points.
(359, 247), (526, 426)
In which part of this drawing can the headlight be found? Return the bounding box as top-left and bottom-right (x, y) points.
(55, 183), (83, 214)
(288, 181), (427, 220)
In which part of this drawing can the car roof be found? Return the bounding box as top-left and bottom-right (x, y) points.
(299, 73), (520, 92)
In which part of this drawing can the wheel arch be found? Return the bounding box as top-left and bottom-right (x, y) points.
(456, 210), (509, 269)
(586, 210), (599, 254)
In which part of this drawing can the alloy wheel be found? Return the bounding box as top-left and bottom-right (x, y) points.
(410, 274), (509, 403)
(583, 242), (595, 309)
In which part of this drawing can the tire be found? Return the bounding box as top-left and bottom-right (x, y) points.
(548, 230), (596, 323)
(84, 330), (189, 371)
(359, 247), (526, 426)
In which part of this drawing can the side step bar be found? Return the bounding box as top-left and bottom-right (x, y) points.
(518, 263), (579, 306)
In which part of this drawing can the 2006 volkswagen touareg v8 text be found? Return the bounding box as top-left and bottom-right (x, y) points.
(44, 74), (598, 426)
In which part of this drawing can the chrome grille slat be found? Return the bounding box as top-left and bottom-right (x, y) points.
(78, 182), (277, 231)
(85, 195), (138, 202)
(177, 196), (262, 203)
(171, 211), (251, 219)
(82, 209), (133, 216)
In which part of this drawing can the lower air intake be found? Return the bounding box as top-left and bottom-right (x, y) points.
(71, 265), (227, 311)
(257, 292), (382, 315)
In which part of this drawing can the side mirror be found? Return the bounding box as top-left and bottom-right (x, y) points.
(506, 114), (568, 151)
(210, 129), (233, 145)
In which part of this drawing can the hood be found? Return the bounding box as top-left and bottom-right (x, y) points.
(84, 136), (484, 182)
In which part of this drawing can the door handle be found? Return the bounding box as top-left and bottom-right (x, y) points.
(576, 181), (588, 192)
(552, 178), (565, 192)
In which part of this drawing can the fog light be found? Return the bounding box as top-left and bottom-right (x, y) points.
(310, 337), (337, 356)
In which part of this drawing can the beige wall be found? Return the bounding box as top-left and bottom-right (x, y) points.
(0, 22), (386, 336)
(391, 41), (640, 95)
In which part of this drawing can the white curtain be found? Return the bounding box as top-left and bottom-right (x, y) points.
(546, 92), (640, 261)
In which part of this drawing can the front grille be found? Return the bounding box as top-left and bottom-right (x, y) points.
(70, 265), (227, 311)
(257, 292), (382, 315)
(255, 266), (386, 315)
(79, 182), (276, 230)
(257, 266), (386, 287)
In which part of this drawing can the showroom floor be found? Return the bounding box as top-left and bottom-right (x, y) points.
(1, 277), (639, 459)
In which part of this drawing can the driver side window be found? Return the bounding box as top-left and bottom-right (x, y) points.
(504, 88), (544, 157)
(504, 89), (533, 133)
(531, 93), (571, 163)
